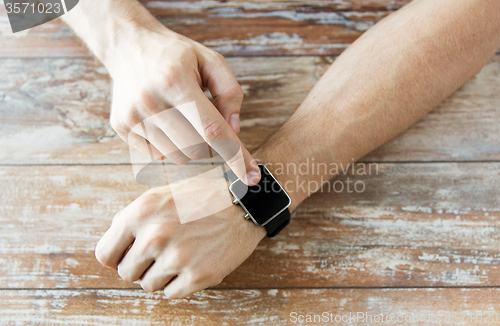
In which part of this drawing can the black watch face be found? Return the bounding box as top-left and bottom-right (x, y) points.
(229, 164), (291, 226)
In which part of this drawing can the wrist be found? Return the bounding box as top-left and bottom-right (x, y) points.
(63, 0), (176, 75)
(98, 12), (177, 76)
(227, 204), (267, 243)
(103, 23), (177, 76)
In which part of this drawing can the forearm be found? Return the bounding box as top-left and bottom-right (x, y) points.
(254, 0), (500, 211)
(62, 0), (172, 73)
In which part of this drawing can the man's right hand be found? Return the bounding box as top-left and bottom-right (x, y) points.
(108, 29), (260, 184)
(62, 0), (261, 185)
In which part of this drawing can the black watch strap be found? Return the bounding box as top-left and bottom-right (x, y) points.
(223, 168), (290, 238)
(262, 208), (290, 237)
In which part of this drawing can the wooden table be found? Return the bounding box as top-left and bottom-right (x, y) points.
(1, 1), (499, 325)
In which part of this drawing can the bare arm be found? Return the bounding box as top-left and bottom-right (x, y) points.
(61, 0), (164, 70)
(255, 0), (500, 211)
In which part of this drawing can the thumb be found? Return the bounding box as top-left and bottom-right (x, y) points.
(199, 51), (243, 134)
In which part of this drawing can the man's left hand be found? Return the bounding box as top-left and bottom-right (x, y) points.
(95, 186), (266, 299)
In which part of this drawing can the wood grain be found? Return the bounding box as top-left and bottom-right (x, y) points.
(2, 0), (500, 324)
(1, 56), (499, 164)
(2, 1), (499, 58)
(0, 0), (411, 57)
(1, 288), (499, 325)
(1, 163), (499, 289)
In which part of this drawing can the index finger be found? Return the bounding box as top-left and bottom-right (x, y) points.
(175, 97), (261, 186)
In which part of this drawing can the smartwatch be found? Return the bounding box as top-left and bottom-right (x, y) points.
(223, 163), (291, 237)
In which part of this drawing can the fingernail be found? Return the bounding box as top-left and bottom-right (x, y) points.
(228, 114), (240, 133)
(244, 170), (260, 186)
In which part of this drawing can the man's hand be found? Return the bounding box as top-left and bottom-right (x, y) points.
(95, 185), (266, 299)
(62, 0), (260, 185)
(109, 30), (260, 183)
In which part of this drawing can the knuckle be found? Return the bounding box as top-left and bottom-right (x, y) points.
(225, 84), (244, 102)
(158, 65), (184, 90)
(175, 42), (196, 58)
(125, 212), (144, 226)
(136, 90), (159, 117)
(164, 194), (176, 208)
(137, 191), (157, 208)
(123, 109), (142, 128)
(118, 196), (154, 226)
(143, 236), (164, 255)
(142, 230), (170, 255)
(135, 191), (162, 215)
(111, 228), (134, 246)
(146, 189), (175, 208)
(167, 248), (188, 269)
(202, 117), (227, 141)
(212, 51), (226, 64)
(183, 144), (209, 160)
(114, 209), (136, 228)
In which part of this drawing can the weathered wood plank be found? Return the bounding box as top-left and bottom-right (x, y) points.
(0, 1), (410, 57)
(2, 1), (499, 58)
(1, 288), (499, 325)
(1, 163), (500, 288)
(1, 56), (499, 164)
